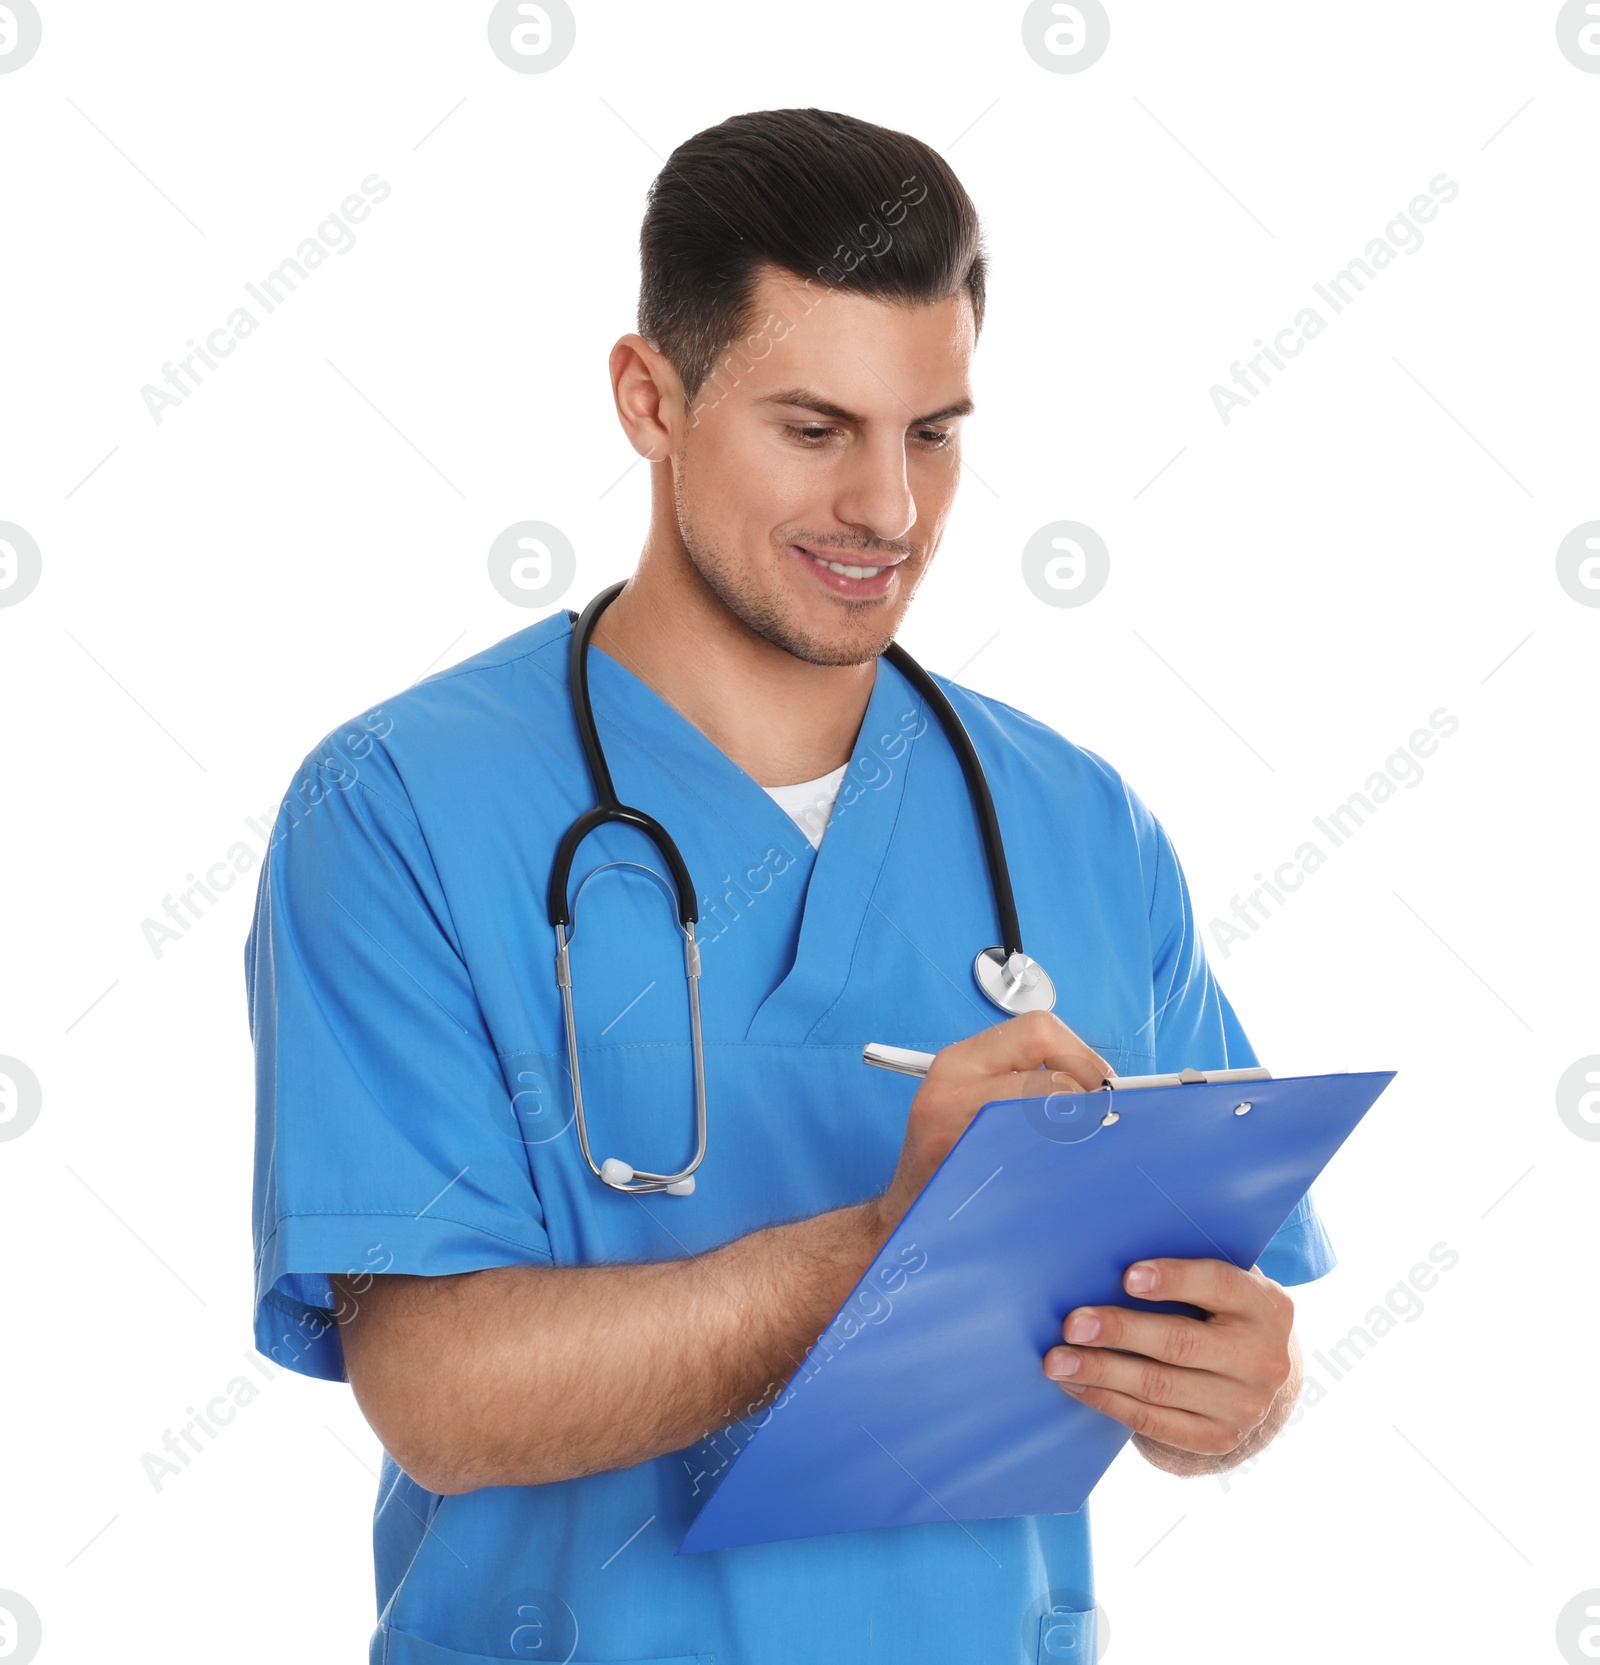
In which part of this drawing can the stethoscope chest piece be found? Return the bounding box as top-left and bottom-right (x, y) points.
(973, 946), (1057, 1015)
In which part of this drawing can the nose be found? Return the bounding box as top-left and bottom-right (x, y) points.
(832, 429), (918, 547)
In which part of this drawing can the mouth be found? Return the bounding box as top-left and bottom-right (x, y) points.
(788, 543), (906, 599)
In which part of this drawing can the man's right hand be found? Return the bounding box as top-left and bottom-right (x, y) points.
(870, 1010), (1112, 1240)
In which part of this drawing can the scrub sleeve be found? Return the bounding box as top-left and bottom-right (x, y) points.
(247, 750), (553, 1383)
(1131, 776), (1336, 1288)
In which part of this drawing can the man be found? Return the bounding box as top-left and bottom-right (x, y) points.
(247, 107), (1332, 1663)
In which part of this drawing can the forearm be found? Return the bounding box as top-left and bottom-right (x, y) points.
(1133, 1330), (1304, 1478)
(338, 1196), (889, 1494)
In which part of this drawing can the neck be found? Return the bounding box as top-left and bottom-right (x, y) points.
(586, 542), (876, 789)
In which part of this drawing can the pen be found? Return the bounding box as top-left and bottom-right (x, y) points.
(861, 1042), (1271, 1091)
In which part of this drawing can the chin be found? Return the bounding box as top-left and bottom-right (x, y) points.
(783, 576), (922, 667)
(782, 614), (902, 668)
(691, 543), (916, 666)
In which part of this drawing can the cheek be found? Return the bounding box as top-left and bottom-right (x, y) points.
(915, 478), (952, 518)
(686, 423), (816, 531)
(909, 473), (957, 545)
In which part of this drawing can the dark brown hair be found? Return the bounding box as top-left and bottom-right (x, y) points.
(638, 108), (986, 403)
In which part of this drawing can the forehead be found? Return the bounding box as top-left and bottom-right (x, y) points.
(726, 263), (975, 415)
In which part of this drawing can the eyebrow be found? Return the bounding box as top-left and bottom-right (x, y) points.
(757, 387), (975, 425)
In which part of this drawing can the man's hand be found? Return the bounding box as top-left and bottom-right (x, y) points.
(1041, 1257), (1298, 1473)
(871, 1010), (1111, 1240)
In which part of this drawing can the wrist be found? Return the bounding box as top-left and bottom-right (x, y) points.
(854, 1194), (895, 1262)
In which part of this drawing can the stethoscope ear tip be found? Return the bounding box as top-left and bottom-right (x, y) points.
(598, 1157), (696, 1195)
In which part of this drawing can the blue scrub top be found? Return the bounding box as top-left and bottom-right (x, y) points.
(246, 608), (1334, 1665)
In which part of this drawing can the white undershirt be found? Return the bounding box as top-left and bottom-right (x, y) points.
(763, 763), (849, 852)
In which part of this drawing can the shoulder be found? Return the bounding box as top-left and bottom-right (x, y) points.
(350, 607), (574, 758)
(912, 670), (1215, 968)
(251, 614), (580, 882)
(277, 611), (577, 817)
(916, 665), (1163, 843)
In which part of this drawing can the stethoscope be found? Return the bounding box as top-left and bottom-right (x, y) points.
(548, 581), (1058, 1197)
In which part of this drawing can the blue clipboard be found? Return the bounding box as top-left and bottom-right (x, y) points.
(678, 1068), (1395, 1554)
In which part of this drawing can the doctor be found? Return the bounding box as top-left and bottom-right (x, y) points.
(248, 107), (1332, 1664)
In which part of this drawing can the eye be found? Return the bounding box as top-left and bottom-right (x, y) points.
(781, 422), (956, 449)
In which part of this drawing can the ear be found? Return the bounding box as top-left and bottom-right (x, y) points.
(611, 334), (681, 462)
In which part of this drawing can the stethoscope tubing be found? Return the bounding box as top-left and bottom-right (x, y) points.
(547, 581), (1052, 1194)
(880, 640), (1025, 963)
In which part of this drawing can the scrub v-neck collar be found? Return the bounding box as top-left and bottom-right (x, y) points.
(575, 619), (924, 1045)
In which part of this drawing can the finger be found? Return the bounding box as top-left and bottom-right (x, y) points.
(1043, 1375), (1249, 1458)
(986, 1064), (1105, 1103)
(1119, 1257), (1286, 1322)
(1058, 1304), (1227, 1373)
(1044, 1342), (1245, 1421)
(938, 1009), (1111, 1085)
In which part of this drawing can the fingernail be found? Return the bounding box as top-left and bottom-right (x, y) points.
(1045, 1350), (1081, 1379)
(1125, 1263), (1158, 1293)
(1065, 1310), (1100, 1343)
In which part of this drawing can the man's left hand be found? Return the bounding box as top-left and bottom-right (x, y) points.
(1041, 1258), (1295, 1459)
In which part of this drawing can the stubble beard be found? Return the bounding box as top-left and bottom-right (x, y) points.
(673, 473), (915, 669)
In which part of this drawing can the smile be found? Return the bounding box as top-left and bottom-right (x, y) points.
(789, 544), (907, 596)
(811, 555), (892, 578)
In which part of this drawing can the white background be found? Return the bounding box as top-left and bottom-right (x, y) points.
(1, 3), (1596, 1661)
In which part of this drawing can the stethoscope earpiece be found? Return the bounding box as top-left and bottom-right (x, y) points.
(598, 1154), (697, 1196)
